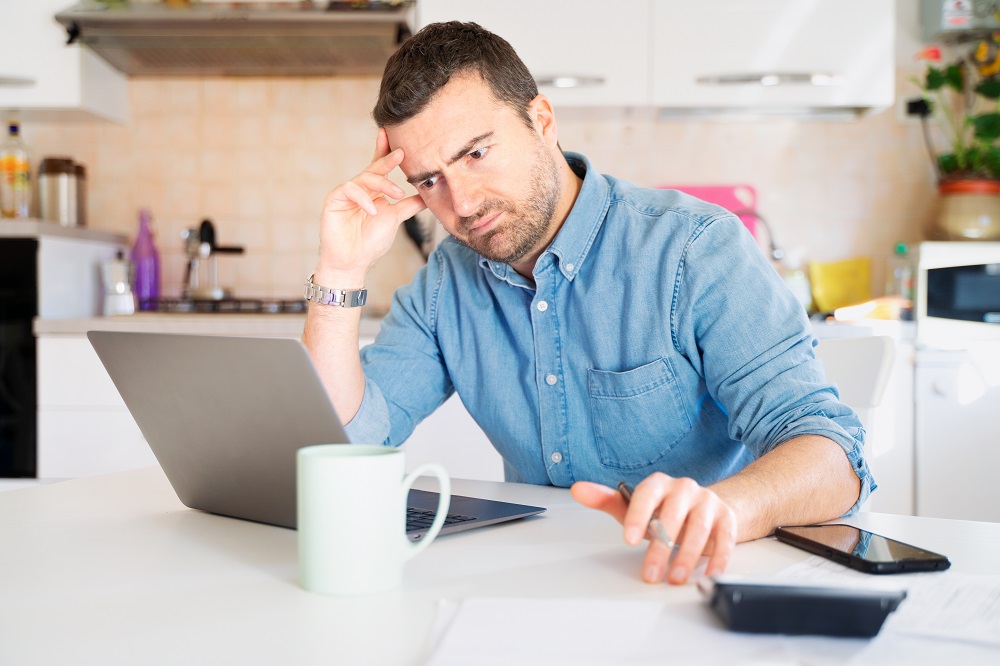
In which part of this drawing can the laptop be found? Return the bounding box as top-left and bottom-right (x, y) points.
(87, 331), (545, 540)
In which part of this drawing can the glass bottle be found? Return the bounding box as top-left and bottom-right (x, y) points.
(131, 208), (161, 311)
(885, 242), (914, 320)
(0, 120), (31, 219)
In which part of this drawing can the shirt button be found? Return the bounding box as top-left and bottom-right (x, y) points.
(536, 300), (548, 312)
(565, 263), (575, 272)
(551, 451), (563, 464)
(545, 374), (558, 386)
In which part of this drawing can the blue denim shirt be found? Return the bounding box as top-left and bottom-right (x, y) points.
(346, 153), (875, 513)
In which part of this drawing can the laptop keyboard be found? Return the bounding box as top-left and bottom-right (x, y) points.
(406, 506), (476, 532)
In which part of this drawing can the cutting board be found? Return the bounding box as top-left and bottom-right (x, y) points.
(658, 184), (758, 238)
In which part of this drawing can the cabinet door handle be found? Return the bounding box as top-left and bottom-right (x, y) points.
(534, 75), (605, 89)
(696, 72), (843, 87)
(0, 76), (36, 87)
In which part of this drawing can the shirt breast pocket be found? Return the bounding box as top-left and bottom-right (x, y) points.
(588, 357), (693, 471)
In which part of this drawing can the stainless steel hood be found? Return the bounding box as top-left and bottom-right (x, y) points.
(54, 1), (415, 77)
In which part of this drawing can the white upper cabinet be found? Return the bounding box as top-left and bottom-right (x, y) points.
(418, 0), (894, 114)
(416, 0), (651, 106)
(651, 0), (895, 113)
(0, 0), (128, 123)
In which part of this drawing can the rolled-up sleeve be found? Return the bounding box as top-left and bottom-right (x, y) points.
(342, 248), (454, 448)
(671, 213), (877, 509)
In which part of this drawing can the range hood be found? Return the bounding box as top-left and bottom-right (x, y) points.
(54, 1), (415, 77)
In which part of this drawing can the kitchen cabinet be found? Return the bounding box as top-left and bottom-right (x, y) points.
(416, 0), (651, 106)
(915, 346), (1000, 523)
(418, 0), (895, 115)
(417, 0), (894, 115)
(651, 0), (894, 114)
(0, 0), (128, 123)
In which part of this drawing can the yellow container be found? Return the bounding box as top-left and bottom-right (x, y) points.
(808, 258), (871, 313)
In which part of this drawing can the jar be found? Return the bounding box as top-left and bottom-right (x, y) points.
(930, 180), (1000, 241)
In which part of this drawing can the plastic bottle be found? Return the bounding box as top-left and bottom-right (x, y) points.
(779, 249), (813, 314)
(131, 208), (161, 311)
(0, 120), (31, 219)
(885, 242), (914, 320)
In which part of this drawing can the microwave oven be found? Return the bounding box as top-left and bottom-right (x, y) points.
(914, 241), (1000, 347)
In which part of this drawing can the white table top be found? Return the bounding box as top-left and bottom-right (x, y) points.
(1, 468), (998, 665)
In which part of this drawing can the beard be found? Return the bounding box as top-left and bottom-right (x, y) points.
(456, 144), (561, 265)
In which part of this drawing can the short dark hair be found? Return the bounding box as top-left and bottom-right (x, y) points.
(372, 21), (538, 128)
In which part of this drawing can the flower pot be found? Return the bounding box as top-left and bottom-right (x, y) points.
(929, 180), (1000, 241)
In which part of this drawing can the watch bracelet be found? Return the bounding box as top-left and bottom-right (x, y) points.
(304, 274), (368, 308)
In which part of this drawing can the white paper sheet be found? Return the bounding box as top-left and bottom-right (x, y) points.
(778, 555), (1000, 648)
(423, 596), (871, 666)
(424, 597), (664, 666)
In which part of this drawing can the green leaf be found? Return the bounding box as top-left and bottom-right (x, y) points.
(983, 147), (1000, 178)
(972, 113), (1000, 140)
(925, 66), (947, 90)
(938, 153), (960, 174)
(944, 63), (964, 91)
(975, 78), (1000, 99)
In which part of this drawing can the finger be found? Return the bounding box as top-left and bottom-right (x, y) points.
(570, 482), (627, 523)
(365, 146), (405, 178)
(666, 500), (717, 585)
(340, 181), (379, 216)
(348, 170), (407, 201)
(390, 193), (428, 223)
(652, 477), (699, 546)
(372, 127), (391, 163)
(641, 536), (674, 584)
(623, 474), (680, 546)
(704, 508), (737, 578)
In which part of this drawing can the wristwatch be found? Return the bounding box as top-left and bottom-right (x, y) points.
(303, 274), (368, 308)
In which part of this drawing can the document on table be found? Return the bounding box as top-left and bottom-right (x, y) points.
(423, 598), (663, 666)
(423, 596), (873, 666)
(777, 555), (1000, 647)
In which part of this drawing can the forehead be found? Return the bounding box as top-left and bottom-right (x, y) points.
(385, 74), (511, 175)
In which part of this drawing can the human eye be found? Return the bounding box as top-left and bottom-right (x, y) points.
(419, 174), (439, 190)
(468, 146), (489, 161)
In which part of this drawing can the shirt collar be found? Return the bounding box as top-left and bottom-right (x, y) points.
(478, 152), (610, 284)
(544, 152), (610, 281)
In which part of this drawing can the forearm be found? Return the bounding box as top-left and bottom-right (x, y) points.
(710, 435), (861, 543)
(301, 268), (368, 424)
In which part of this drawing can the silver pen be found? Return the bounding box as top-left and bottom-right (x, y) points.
(617, 481), (677, 549)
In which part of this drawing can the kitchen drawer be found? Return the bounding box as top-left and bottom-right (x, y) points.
(37, 408), (154, 479)
(37, 336), (127, 408)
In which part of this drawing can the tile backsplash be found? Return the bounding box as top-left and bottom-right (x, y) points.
(17, 68), (934, 310)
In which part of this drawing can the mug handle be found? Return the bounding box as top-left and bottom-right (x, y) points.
(400, 463), (451, 560)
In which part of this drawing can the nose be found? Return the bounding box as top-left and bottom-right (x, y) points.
(446, 170), (483, 219)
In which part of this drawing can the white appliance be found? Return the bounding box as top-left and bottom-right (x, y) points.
(912, 241), (1000, 522)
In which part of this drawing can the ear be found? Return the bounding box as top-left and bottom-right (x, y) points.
(527, 93), (558, 149)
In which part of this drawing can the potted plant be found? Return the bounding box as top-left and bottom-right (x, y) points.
(915, 41), (1000, 240)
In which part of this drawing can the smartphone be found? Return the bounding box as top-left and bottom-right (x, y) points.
(774, 524), (951, 574)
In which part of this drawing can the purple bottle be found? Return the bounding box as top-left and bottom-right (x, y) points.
(131, 208), (161, 311)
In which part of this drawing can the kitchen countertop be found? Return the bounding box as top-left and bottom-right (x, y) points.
(34, 311), (913, 342)
(33, 313), (385, 340)
(0, 219), (127, 244)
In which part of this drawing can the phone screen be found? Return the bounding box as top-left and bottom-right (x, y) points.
(775, 524), (951, 573)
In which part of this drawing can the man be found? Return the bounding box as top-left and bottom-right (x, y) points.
(302, 22), (874, 586)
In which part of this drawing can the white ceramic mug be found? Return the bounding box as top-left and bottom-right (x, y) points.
(297, 444), (451, 596)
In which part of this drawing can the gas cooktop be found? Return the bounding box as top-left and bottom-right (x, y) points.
(142, 298), (308, 314)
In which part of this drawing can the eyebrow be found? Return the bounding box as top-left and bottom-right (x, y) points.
(405, 131), (494, 185)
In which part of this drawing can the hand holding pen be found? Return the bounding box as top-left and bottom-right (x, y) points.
(617, 482), (677, 550)
(570, 474), (738, 585)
